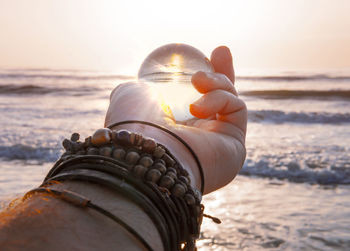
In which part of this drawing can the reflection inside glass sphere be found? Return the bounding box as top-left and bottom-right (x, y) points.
(138, 43), (214, 121)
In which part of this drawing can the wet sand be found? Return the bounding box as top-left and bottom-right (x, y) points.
(197, 176), (350, 250)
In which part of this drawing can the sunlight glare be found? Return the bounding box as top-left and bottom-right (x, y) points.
(148, 82), (201, 121)
(148, 84), (174, 119)
(168, 54), (183, 73)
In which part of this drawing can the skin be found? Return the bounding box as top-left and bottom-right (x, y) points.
(0, 46), (247, 250)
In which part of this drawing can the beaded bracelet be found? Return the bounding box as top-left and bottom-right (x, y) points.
(39, 128), (213, 251)
(50, 128), (202, 204)
(48, 128), (201, 204)
(107, 120), (204, 194)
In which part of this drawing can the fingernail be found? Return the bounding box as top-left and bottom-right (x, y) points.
(212, 46), (232, 61)
(192, 71), (206, 81)
(189, 103), (199, 111)
(189, 104), (196, 116)
(192, 96), (205, 106)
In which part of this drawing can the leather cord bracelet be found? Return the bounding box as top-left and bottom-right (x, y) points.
(23, 187), (153, 251)
(44, 157), (200, 250)
(45, 162), (177, 250)
(44, 168), (172, 250)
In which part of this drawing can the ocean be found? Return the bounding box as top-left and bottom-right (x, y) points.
(0, 68), (349, 250)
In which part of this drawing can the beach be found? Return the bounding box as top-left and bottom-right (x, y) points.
(0, 68), (349, 250)
(199, 176), (350, 250)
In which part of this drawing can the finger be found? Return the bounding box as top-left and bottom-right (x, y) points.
(190, 90), (246, 123)
(189, 90), (247, 132)
(191, 71), (238, 96)
(210, 46), (235, 84)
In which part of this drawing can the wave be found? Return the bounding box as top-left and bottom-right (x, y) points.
(0, 72), (133, 81)
(4, 85), (350, 99)
(240, 90), (350, 100)
(0, 107), (104, 120)
(2, 70), (350, 83)
(241, 159), (350, 185)
(1, 144), (349, 185)
(0, 84), (101, 95)
(0, 144), (60, 162)
(249, 110), (350, 124)
(237, 74), (350, 82)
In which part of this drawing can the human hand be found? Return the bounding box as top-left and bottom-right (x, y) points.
(105, 46), (247, 194)
(178, 46), (247, 193)
(187, 46), (246, 145)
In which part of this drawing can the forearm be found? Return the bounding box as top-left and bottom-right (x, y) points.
(0, 181), (163, 250)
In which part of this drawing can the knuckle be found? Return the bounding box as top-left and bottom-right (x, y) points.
(211, 89), (227, 95)
(240, 99), (247, 110)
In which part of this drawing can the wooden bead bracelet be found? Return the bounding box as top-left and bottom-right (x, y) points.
(55, 128), (202, 205)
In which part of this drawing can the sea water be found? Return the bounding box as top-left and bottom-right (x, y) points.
(0, 68), (349, 250)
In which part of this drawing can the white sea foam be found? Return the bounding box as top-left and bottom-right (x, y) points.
(249, 110), (350, 124)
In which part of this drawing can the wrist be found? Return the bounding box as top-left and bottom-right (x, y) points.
(108, 122), (202, 193)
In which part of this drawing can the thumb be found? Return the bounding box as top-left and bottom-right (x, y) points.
(210, 46), (235, 84)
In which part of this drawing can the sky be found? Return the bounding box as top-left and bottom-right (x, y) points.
(0, 0), (349, 74)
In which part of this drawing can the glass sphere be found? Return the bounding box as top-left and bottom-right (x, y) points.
(138, 43), (214, 121)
